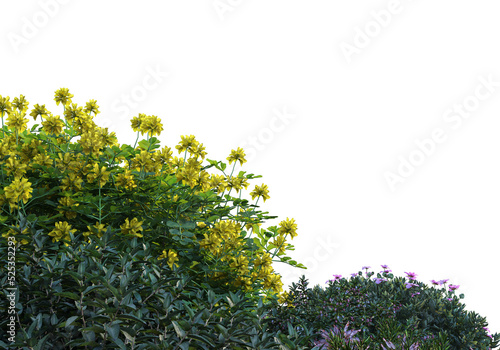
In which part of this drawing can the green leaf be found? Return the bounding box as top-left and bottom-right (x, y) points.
(54, 292), (80, 300)
(138, 139), (150, 150)
(116, 314), (147, 325)
(206, 215), (220, 223)
(105, 323), (120, 341)
(215, 324), (229, 339)
(172, 320), (186, 338)
(65, 316), (79, 329)
(189, 334), (216, 347)
(166, 221), (181, 228)
(182, 231), (194, 237)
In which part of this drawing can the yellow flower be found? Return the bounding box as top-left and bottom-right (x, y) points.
(83, 222), (106, 239)
(209, 174), (227, 194)
(158, 249), (179, 269)
(234, 276), (253, 291)
(54, 88), (73, 106)
(254, 252), (272, 268)
(226, 176), (249, 193)
(78, 129), (105, 155)
(196, 222), (207, 228)
(278, 291), (294, 307)
(115, 168), (136, 191)
(230, 255), (250, 275)
(130, 113), (147, 132)
(72, 112), (96, 135)
(196, 170), (211, 192)
(120, 217), (143, 238)
(278, 217), (298, 239)
(175, 135), (198, 154)
(84, 99), (100, 116)
(272, 234), (288, 255)
(131, 150), (155, 173)
(60, 172), (83, 192)
(86, 163), (111, 187)
(96, 127), (118, 147)
(29, 104), (49, 121)
(12, 95), (29, 113)
(199, 233), (222, 255)
(0, 95), (13, 115)
(2, 227), (30, 245)
(140, 115), (163, 137)
(250, 184), (270, 202)
(227, 147), (246, 166)
(157, 146), (173, 165)
(4, 156), (28, 178)
(4, 177), (33, 210)
(175, 166), (199, 188)
(55, 152), (75, 172)
(41, 114), (65, 135)
(32, 153), (53, 168)
(57, 195), (79, 220)
(63, 103), (86, 124)
(6, 111), (29, 132)
(189, 142), (207, 159)
(263, 273), (283, 294)
(48, 221), (74, 243)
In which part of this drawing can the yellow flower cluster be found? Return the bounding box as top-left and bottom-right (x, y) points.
(250, 184), (270, 202)
(199, 219), (283, 293)
(120, 217), (144, 238)
(1, 226), (30, 245)
(226, 147), (246, 166)
(83, 222), (107, 240)
(158, 249), (179, 269)
(131, 113), (164, 138)
(48, 221), (74, 244)
(272, 218), (298, 255)
(3, 177), (33, 213)
(0, 89), (298, 298)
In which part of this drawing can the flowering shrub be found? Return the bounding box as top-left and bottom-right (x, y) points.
(0, 89), (306, 347)
(264, 265), (500, 349)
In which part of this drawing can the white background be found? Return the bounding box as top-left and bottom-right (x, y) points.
(1, 0), (499, 335)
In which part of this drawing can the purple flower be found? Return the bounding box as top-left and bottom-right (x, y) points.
(351, 273), (358, 278)
(438, 279), (449, 285)
(447, 298), (453, 301)
(404, 271), (418, 280)
(362, 266), (371, 270)
(332, 274), (342, 281)
(430, 279), (440, 285)
(374, 277), (387, 284)
(449, 284), (460, 291)
(405, 282), (419, 289)
(381, 264), (389, 269)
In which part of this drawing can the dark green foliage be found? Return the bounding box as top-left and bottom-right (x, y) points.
(0, 219), (291, 349)
(263, 273), (500, 349)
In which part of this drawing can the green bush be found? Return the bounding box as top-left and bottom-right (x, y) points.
(2, 216), (288, 349)
(263, 267), (500, 349)
(0, 90), (306, 348)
